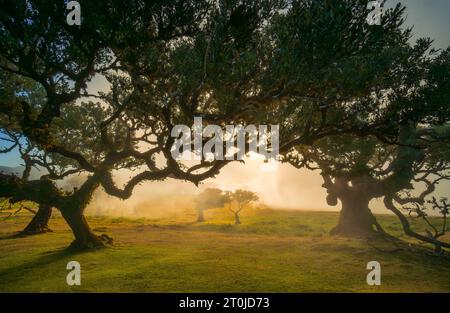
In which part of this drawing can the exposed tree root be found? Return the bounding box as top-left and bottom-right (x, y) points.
(18, 226), (53, 237)
(68, 233), (113, 251)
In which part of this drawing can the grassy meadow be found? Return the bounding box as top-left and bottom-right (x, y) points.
(0, 207), (449, 292)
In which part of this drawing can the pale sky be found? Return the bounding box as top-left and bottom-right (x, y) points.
(391, 0), (450, 50)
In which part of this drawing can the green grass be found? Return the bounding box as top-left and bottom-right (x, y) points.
(0, 208), (449, 292)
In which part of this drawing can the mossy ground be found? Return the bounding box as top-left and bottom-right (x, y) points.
(0, 208), (449, 292)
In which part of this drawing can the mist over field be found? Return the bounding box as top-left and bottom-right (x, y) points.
(7, 152), (448, 219)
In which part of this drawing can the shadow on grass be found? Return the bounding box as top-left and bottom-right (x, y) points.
(0, 232), (23, 240)
(0, 245), (92, 284)
(0, 230), (53, 240)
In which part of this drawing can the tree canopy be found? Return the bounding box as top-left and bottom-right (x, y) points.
(1, 0), (448, 250)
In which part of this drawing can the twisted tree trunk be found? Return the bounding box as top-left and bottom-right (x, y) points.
(59, 174), (112, 250)
(61, 207), (112, 250)
(330, 191), (378, 236)
(322, 176), (382, 237)
(0, 164), (113, 250)
(317, 122), (421, 238)
(20, 204), (53, 235)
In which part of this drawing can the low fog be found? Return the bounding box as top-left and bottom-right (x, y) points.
(62, 160), (390, 219)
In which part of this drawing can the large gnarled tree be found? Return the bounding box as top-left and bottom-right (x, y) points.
(0, 0), (292, 249)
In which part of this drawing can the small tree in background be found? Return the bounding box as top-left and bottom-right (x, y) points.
(195, 188), (230, 222)
(0, 0), (283, 249)
(229, 189), (258, 225)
